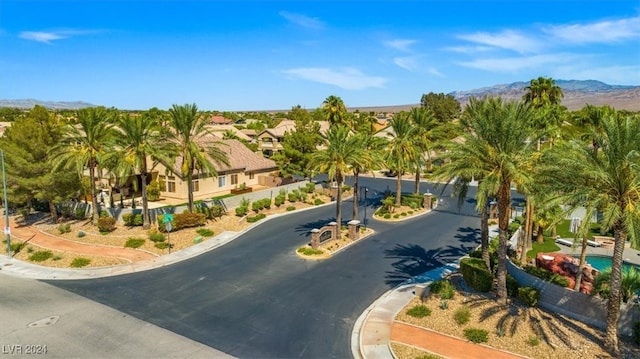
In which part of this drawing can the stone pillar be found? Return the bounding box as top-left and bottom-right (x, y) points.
(347, 220), (360, 241)
(328, 221), (337, 239)
(489, 201), (498, 220)
(423, 192), (433, 209)
(310, 228), (320, 249)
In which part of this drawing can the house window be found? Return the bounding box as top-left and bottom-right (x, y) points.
(218, 175), (226, 188)
(193, 179), (199, 192)
(231, 174), (238, 186)
(249, 173), (254, 180)
(167, 176), (176, 193)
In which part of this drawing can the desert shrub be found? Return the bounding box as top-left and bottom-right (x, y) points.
(454, 306), (471, 325)
(7, 241), (26, 254)
(125, 238), (145, 248)
(527, 336), (540, 346)
(74, 208), (87, 220)
(297, 247), (324, 255)
(99, 210), (110, 218)
(407, 305), (431, 318)
(288, 190), (300, 202)
(507, 274), (520, 297)
(286, 206), (296, 211)
(439, 300), (449, 309)
(383, 213), (391, 219)
(29, 250), (53, 262)
(157, 212), (206, 232)
(393, 214), (400, 219)
(70, 257), (91, 268)
(209, 205), (225, 219)
(97, 217), (116, 233)
(313, 198), (324, 205)
(52, 255), (62, 261)
(464, 328), (489, 343)
(122, 213), (135, 226)
(460, 257), (493, 292)
(27, 247), (34, 253)
(58, 223), (71, 234)
(341, 184), (351, 192)
(155, 242), (169, 249)
(274, 194), (286, 207)
(146, 180), (161, 201)
(246, 213), (266, 223)
(148, 230), (166, 242)
(522, 265), (568, 287)
(303, 182), (316, 193)
(518, 286), (540, 307)
(196, 228), (214, 237)
(77, 231), (86, 238)
(429, 280), (455, 299)
(235, 205), (249, 217)
(549, 274), (570, 287)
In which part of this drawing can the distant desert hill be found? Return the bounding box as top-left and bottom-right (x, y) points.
(351, 79), (640, 113)
(0, 99), (96, 110)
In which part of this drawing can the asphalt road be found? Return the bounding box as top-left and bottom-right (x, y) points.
(45, 177), (483, 358)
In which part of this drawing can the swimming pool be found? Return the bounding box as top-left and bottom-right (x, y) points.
(584, 255), (640, 272)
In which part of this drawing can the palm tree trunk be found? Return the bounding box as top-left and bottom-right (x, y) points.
(141, 171), (150, 229)
(352, 171), (359, 220)
(48, 200), (58, 220)
(480, 204), (490, 270)
(89, 164), (100, 224)
(335, 173), (343, 239)
(395, 173), (402, 206)
(603, 224), (625, 355)
(536, 224), (545, 244)
(414, 170), (420, 194)
(495, 181), (511, 304)
(186, 168), (194, 213)
(574, 235), (588, 292)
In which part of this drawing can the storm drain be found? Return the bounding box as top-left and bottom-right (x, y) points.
(28, 316), (59, 328)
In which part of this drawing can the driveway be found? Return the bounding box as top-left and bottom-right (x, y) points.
(44, 178), (482, 358)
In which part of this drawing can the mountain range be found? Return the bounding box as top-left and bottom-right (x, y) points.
(1, 79), (639, 112)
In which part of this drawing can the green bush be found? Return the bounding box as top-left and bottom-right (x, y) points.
(288, 190), (300, 202)
(148, 230), (165, 242)
(125, 238), (145, 248)
(313, 198), (324, 205)
(341, 184), (351, 192)
(401, 193), (423, 209)
(158, 212), (206, 232)
(7, 241), (26, 254)
(122, 213), (136, 226)
(522, 265), (569, 287)
(507, 274), (520, 297)
(210, 205), (225, 219)
(74, 208), (87, 220)
(235, 205), (249, 216)
(99, 210), (110, 218)
(29, 250), (53, 262)
(274, 195), (286, 207)
(246, 213), (266, 223)
(393, 214), (400, 219)
(146, 180), (161, 201)
(518, 286), (540, 307)
(460, 257), (493, 292)
(303, 182), (316, 193)
(407, 305), (431, 318)
(196, 228), (214, 237)
(429, 280), (455, 299)
(463, 328), (489, 343)
(58, 223), (71, 234)
(97, 217), (116, 232)
(70, 257), (91, 268)
(286, 206), (296, 211)
(454, 306), (471, 325)
(384, 213), (391, 219)
(155, 242), (170, 249)
(527, 336), (540, 346)
(297, 247), (324, 255)
(550, 274), (570, 287)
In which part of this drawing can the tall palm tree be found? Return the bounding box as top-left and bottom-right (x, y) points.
(433, 97), (537, 304)
(408, 107), (441, 194)
(323, 95), (348, 128)
(539, 111), (640, 355)
(309, 125), (359, 239)
(112, 110), (172, 229)
(386, 113), (419, 206)
(166, 103), (230, 213)
(522, 76), (563, 108)
(350, 132), (386, 219)
(50, 107), (117, 224)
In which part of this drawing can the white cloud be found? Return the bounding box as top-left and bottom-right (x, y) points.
(384, 39), (417, 51)
(444, 45), (494, 54)
(19, 29), (101, 44)
(457, 53), (574, 72)
(279, 11), (324, 29)
(457, 30), (543, 54)
(428, 67), (445, 77)
(543, 16), (640, 44)
(393, 56), (418, 71)
(282, 67), (387, 90)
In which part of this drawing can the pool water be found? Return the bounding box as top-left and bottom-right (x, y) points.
(584, 255), (639, 272)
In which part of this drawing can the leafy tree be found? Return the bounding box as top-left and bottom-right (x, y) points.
(0, 105), (80, 217)
(309, 125), (359, 239)
(166, 103), (230, 213)
(539, 111), (640, 354)
(323, 95), (348, 127)
(385, 112), (419, 206)
(420, 92), (461, 122)
(50, 107), (117, 223)
(112, 110), (172, 229)
(351, 110), (378, 135)
(271, 107), (323, 178)
(433, 97), (537, 304)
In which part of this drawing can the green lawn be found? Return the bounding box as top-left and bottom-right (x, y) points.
(550, 219), (612, 240)
(526, 236), (561, 259)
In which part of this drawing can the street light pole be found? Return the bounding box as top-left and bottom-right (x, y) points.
(2, 151), (11, 258)
(363, 187), (368, 230)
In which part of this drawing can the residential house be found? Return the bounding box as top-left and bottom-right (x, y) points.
(256, 120), (331, 157)
(204, 124), (253, 142)
(210, 115), (234, 125)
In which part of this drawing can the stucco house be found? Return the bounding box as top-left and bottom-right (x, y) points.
(256, 120), (331, 157)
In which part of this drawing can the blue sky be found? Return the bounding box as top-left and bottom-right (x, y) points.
(1, 0), (639, 111)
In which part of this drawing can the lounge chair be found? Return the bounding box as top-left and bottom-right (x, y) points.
(555, 238), (573, 247)
(587, 239), (602, 247)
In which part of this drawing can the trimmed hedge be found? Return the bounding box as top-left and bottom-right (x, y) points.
(122, 213), (144, 227)
(523, 265), (570, 287)
(460, 257), (493, 292)
(97, 217), (116, 233)
(157, 212), (206, 232)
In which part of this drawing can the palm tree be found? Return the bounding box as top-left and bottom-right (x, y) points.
(50, 107), (117, 224)
(323, 95), (348, 128)
(433, 97), (537, 304)
(539, 111), (640, 355)
(309, 125), (359, 239)
(522, 76), (563, 108)
(166, 103), (230, 213)
(349, 132), (386, 219)
(408, 107), (441, 193)
(386, 112), (419, 206)
(112, 110), (171, 229)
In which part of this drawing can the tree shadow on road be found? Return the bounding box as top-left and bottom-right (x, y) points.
(384, 243), (467, 287)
